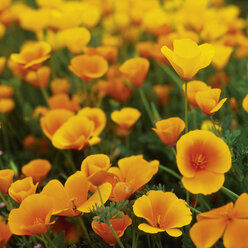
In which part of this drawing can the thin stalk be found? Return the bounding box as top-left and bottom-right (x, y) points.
(221, 186), (239, 199)
(36, 71), (50, 107)
(170, 146), (177, 158)
(159, 165), (182, 180)
(198, 195), (211, 210)
(151, 102), (161, 122)
(187, 204), (202, 214)
(44, 233), (57, 248)
(139, 88), (154, 126)
(97, 186), (125, 248)
(186, 191), (190, 204)
(210, 116), (221, 136)
(78, 216), (93, 248)
(132, 227), (136, 248)
(63, 150), (77, 172)
(40, 234), (48, 248)
(184, 81), (188, 133)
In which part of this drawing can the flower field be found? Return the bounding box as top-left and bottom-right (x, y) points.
(0, 0), (248, 247)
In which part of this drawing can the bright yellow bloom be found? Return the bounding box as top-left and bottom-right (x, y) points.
(0, 169), (14, 195)
(133, 190), (192, 235)
(0, 99), (15, 114)
(212, 44), (233, 70)
(176, 130), (232, 195)
(242, 94), (248, 112)
(161, 39), (215, 80)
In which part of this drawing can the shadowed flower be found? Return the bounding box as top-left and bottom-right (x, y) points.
(41, 171), (112, 217)
(78, 107), (106, 136)
(50, 78), (71, 95)
(8, 194), (55, 235)
(106, 155), (159, 202)
(21, 159), (52, 185)
(152, 117), (185, 146)
(92, 212), (132, 245)
(69, 54), (108, 82)
(0, 99), (15, 114)
(0, 217), (12, 247)
(195, 88), (227, 116)
(133, 190), (192, 236)
(0, 85), (13, 99)
(182, 81), (210, 107)
(161, 39), (215, 80)
(40, 109), (74, 140)
(119, 57), (150, 87)
(153, 85), (170, 106)
(8, 177), (38, 203)
(81, 154), (111, 187)
(176, 130), (231, 195)
(190, 193), (248, 248)
(111, 107), (141, 130)
(10, 41), (51, 71)
(0, 169), (15, 195)
(52, 115), (95, 150)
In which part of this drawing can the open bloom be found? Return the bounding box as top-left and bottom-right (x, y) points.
(152, 117), (185, 146)
(69, 54), (108, 82)
(81, 154), (111, 187)
(21, 159), (52, 184)
(195, 88), (227, 116)
(111, 107), (141, 130)
(52, 115), (95, 150)
(161, 39), (215, 80)
(0, 218), (12, 247)
(106, 155), (159, 201)
(41, 171), (112, 217)
(190, 193), (248, 248)
(8, 177), (38, 204)
(78, 107), (106, 136)
(10, 41), (51, 71)
(176, 130), (232, 195)
(8, 194), (55, 235)
(92, 212), (132, 245)
(0, 169), (14, 195)
(182, 81), (210, 107)
(119, 57), (150, 87)
(133, 190), (192, 236)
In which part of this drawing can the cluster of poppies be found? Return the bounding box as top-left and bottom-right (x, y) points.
(0, 0), (248, 247)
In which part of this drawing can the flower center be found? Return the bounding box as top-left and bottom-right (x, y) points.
(192, 153), (207, 169)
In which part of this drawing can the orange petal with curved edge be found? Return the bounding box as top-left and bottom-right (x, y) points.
(138, 223), (165, 234)
(223, 219), (248, 248)
(77, 182), (112, 213)
(210, 98), (227, 114)
(166, 228), (182, 237)
(190, 218), (227, 248)
(198, 43), (215, 69)
(233, 193), (248, 218)
(182, 170), (224, 195)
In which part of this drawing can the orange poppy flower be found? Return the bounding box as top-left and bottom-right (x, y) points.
(21, 159), (52, 184)
(0, 85), (13, 99)
(153, 85), (170, 106)
(111, 107), (141, 130)
(195, 88), (227, 116)
(242, 94), (248, 112)
(61, 27), (91, 54)
(8, 194), (55, 235)
(0, 218), (12, 247)
(0, 99), (15, 114)
(133, 190), (192, 236)
(8, 177), (38, 203)
(25, 66), (50, 89)
(49, 93), (80, 112)
(41, 171), (112, 217)
(81, 154), (111, 187)
(182, 81), (210, 107)
(152, 117), (185, 146)
(0, 169), (14, 195)
(161, 39), (215, 80)
(190, 193), (248, 248)
(69, 54), (108, 82)
(119, 57), (150, 87)
(106, 155), (159, 202)
(176, 130), (232, 195)
(84, 46), (118, 63)
(10, 41), (51, 71)
(50, 78), (71, 95)
(40, 109), (74, 140)
(52, 115), (94, 150)
(78, 107), (106, 137)
(92, 212), (132, 245)
(0, 0), (11, 13)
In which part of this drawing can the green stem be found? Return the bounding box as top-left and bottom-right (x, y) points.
(97, 186), (125, 248)
(186, 191), (190, 204)
(170, 146), (177, 157)
(159, 165), (182, 180)
(151, 102), (161, 122)
(198, 195), (211, 210)
(40, 234), (48, 248)
(44, 233), (57, 248)
(36, 71), (50, 107)
(210, 116), (221, 136)
(0, 192), (10, 209)
(184, 81), (188, 133)
(139, 88), (154, 126)
(221, 186), (239, 199)
(63, 150), (77, 172)
(78, 217), (93, 248)
(187, 204), (202, 214)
